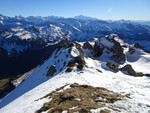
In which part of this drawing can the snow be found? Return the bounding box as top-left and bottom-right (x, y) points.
(99, 49), (114, 63)
(126, 49), (150, 74)
(98, 37), (114, 48)
(5, 33), (13, 39)
(71, 25), (81, 32)
(1, 65), (150, 113)
(105, 26), (113, 31)
(0, 48), (71, 108)
(13, 67), (38, 86)
(1, 51), (150, 113)
(15, 31), (32, 40)
(11, 28), (24, 32)
(62, 110), (68, 113)
(69, 106), (78, 110)
(41, 24), (65, 42)
(0, 20), (4, 25)
(71, 46), (80, 57)
(16, 22), (21, 25)
(113, 36), (128, 46)
(129, 40), (150, 51)
(0, 40), (150, 113)
(90, 107), (112, 113)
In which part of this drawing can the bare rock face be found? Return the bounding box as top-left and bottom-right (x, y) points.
(110, 41), (126, 64)
(120, 64), (146, 77)
(0, 79), (15, 99)
(106, 62), (119, 72)
(135, 72), (145, 77)
(83, 42), (93, 50)
(46, 65), (57, 76)
(145, 74), (150, 77)
(65, 67), (73, 72)
(74, 56), (85, 65)
(67, 60), (76, 67)
(128, 48), (135, 55)
(93, 42), (103, 57)
(120, 64), (136, 76)
(66, 42), (86, 72)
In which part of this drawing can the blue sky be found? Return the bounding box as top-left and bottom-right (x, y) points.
(0, 0), (150, 20)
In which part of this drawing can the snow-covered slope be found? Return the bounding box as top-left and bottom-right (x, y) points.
(0, 24), (69, 53)
(1, 67), (150, 113)
(0, 34), (150, 113)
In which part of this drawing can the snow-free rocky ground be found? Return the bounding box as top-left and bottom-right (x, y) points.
(0, 34), (150, 113)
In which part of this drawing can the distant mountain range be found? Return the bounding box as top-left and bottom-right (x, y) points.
(0, 15), (150, 112)
(0, 14), (150, 77)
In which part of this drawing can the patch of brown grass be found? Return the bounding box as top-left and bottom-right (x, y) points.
(0, 78), (10, 90)
(36, 83), (124, 113)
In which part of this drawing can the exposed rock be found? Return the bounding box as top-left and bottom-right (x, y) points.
(65, 67), (73, 72)
(67, 43), (86, 71)
(57, 39), (72, 49)
(67, 60), (76, 67)
(96, 69), (102, 73)
(134, 43), (144, 49)
(46, 65), (57, 76)
(93, 42), (103, 57)
(77, 64), (84, 70)
(145, 74), (150, 77)
(74, 41), (82, 49)
(36, 83), (124, 113)
(121, 45), (127, 48)
(75, 42), (85, 57)
(106, 62), (119, 72)
(0, 79), (15, 98)
(110, 41), (126, 64)
(120, 64), (148, 77)
(135, 72), (145, 77)
(74, 56), (85, 66)
(128, 48), (135, 55)
(83, 42), (93, 50)
(120, 64), (136, 76)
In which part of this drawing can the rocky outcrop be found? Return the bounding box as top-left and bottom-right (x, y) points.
(93, 42), (103, 57)
(46, 65), (57, 76)
(106, 62), (119, 72)
(83, 42), (93, 50)
(120, 64), (146, 77)
(66, 55), (85, 71)
(0, 79), (15, 99)
(36, 83), (124, 113)
(128, 48), (135, 55)
(65, 67), (73, 72)
(110, 41), (126, 64)
(120, 64), (136, 76)
(66, 43), (86, 72)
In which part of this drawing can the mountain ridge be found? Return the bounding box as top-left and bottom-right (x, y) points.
(0, 14), (150, 113)
(0, 34), (150, 112)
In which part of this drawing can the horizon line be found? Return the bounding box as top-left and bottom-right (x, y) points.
(1, 14), (150, 21)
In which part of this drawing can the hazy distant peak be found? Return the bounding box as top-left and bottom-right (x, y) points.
(74, 15), (98, 20)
